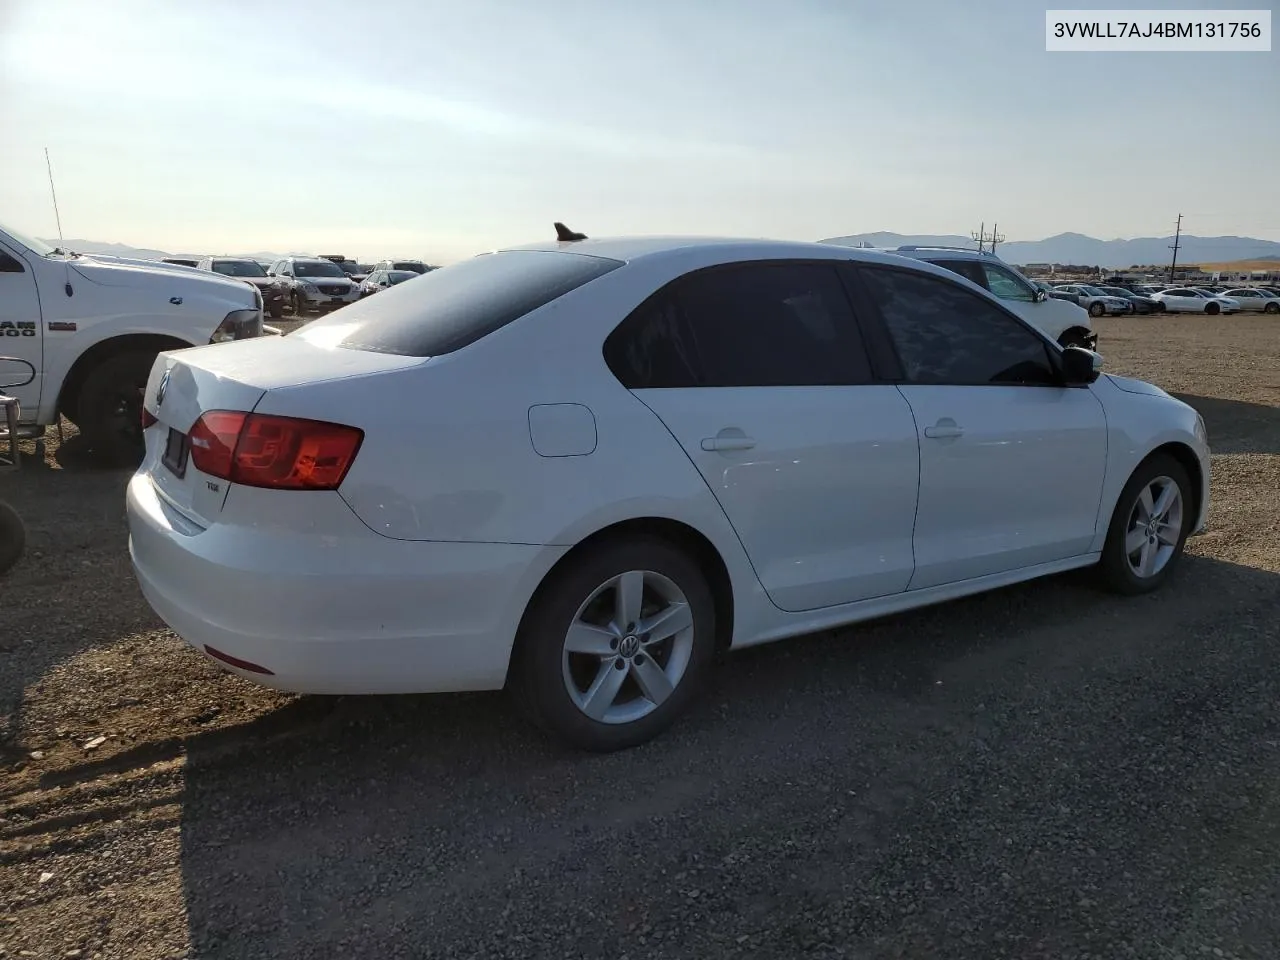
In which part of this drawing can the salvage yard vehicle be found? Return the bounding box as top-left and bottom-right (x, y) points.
(197, 256), (290, 319)
(267, 256), (362, 315)
(822, 242), (1098, 350)
(127, 231), (1210, 752)
(0, 220), (266, 465)
(1151, 288), (1241, 315)
(1053, 284), (1135, 318)
(1219, 288), (1280, 314)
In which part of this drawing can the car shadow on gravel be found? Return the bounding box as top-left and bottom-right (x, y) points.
(0, 458), (151, 761)
(178, 554), (1280, 959)
(1174, 393), (1280, 455)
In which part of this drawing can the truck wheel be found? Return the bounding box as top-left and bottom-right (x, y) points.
(0, 500), (24, 576)
(76, 350), (154, 467)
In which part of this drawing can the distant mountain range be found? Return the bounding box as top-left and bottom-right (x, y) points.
(819, 232), (1280, 268)
(44, 232), (1280, 270)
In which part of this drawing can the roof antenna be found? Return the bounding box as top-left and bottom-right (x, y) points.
(554, 222), (587, 242)
(45, 147), (73, 297)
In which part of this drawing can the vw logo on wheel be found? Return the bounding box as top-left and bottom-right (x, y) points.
(155, 368), (171, 407)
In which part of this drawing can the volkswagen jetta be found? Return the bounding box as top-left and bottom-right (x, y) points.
(127, 233), (1210, 751)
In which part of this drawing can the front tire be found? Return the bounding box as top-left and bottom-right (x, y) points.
(1097, 454), (1193, 595)
(1058, 328), (1094, 350)
(1205, 302), (1220, 316)
(1088, 301), (1106, 318)
(75, 350), (155, 467)
(1265, 302), (1279, 315)
(0, 500), (24, 576)
(510, 537), (717, 752)
(268, 302), (285, 320)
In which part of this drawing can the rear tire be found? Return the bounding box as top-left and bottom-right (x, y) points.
(75, 350), (155, 467)
(510, 536), (717, 752)
(1097, 453), (1193, 596)
(0, 500), (24, 576)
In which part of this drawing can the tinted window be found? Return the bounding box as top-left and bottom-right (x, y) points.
(0, 251), (24, 273)
(294, 260), (347, 278)
(212, 259), (267, 278)
(301, 250), (622, 357)
(931, 259), (987, 288)
(859, 266), (1057, 386)
(604, 261), (871, 388)
(983, 264), (1036, 301)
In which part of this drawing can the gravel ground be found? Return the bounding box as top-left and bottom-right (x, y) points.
(1, 313), (1278, 960)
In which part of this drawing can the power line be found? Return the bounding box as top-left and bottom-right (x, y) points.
(970, 221), (1006, 254)
(1168, 213), (1183, 283)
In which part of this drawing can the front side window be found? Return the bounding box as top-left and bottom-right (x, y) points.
(858, 266), (1058, 386)
(604, 261), (872, 389)
(982, 264), (1037, 302)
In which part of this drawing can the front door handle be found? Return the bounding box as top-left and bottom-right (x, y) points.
(701, 429), (756, 452)
(923, 419), (964, 440)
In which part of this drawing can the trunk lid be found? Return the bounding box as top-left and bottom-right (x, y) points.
(141, 336), (427, 527)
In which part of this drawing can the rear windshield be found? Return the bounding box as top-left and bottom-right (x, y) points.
(298, 250), (623, 357)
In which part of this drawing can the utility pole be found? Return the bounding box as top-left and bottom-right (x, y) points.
(1168, 213), (1183, 283)
(970, 221), (1006, 254)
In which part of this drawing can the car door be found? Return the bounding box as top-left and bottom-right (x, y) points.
(604, 260), (920, 612)
(1164, 289), (1195, 311)
(0, 241), (43, 420)
(853, 264), (1108, 590)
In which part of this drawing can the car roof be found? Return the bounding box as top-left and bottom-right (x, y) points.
(495, 234), (934, 270)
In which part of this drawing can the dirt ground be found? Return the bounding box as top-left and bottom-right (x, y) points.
(1, 313), (1278, 959)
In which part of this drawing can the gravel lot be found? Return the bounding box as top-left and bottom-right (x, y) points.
(2, 313), (1278, 960)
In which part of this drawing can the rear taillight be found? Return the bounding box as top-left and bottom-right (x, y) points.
(188, 410), (363, 491)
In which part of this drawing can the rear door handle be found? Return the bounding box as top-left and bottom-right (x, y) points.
(701, 431), (757, 452)
(923, 419), (964, 440)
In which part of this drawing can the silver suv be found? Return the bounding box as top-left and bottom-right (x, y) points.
(268, 256), (362, 316)
(820, 242), (1097, 349)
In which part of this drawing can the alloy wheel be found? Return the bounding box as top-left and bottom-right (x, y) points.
(1124, 475), (1183, 579)
(561, 569), (695, 725)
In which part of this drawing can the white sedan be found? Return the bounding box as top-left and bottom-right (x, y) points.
(1151, 288), (1241, 314)
(126, 232), (1211, 751)
(1220, 288), (1280, 314)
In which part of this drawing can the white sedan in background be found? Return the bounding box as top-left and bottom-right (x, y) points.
(126, 231), (1210, 752)
(1053, 284), (1134, 318)
(1151, 288), (1241, 315)
(1220, 288), (1280, 314)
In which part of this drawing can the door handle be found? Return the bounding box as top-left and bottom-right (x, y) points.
(923, 420), (964, 440)
(701, 432), (756, 452)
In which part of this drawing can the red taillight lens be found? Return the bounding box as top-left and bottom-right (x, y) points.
(141, 408), (158, 429)
(189, 411), (246, 480)
(187, 410), (363, 491)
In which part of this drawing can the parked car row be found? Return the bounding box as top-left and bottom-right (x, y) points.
(180, 255), (435, 317)
(1035, 279), (1280, 316)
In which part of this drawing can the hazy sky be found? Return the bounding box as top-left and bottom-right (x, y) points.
(1, 0), (1276, 262)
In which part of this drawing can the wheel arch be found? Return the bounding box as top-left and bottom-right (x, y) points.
(1143, 441), (1206, 524)
(512, 516), (736, 665)
(57, 333), (193, 422)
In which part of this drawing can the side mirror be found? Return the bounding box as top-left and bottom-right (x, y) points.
(1060, 346), (1101, 385)
(1033, 289), (1047, 303)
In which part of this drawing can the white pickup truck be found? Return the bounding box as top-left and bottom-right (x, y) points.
(0, 221), (267, 464)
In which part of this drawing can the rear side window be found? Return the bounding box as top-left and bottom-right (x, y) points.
(300, 251), (622, 357)
(604, 261), (872, 388)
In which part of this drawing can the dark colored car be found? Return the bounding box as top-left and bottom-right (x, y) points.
(196, 257), (290, 319)
(1100, 286), (1164, 315)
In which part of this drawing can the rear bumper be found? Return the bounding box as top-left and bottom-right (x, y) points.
(126, 473), (564, 694)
